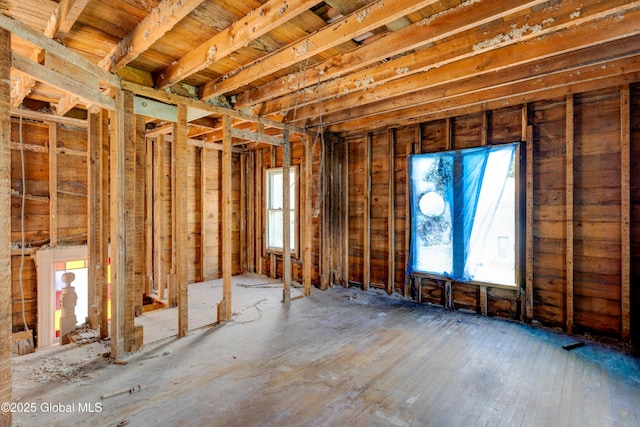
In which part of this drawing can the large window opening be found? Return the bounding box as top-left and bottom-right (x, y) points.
(408, 143), (518, 286)
(266, 166), (298, 254)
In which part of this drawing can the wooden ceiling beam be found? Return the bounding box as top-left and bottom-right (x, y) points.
(327, 56), (640, 134)
(47, 0), (91, 41)
(235, 0), (548, 109)
(11, 0), (91, 108)
(11, 52), (116, 110)
(122, 80), (311, 137)
(156, 0), (324, 89)
(299, 0), (640, 125)
(199, 0), (440, 100)
(0, 13), (120, 88)
(318, 36), (640, 128)
(99, 0), (206, 73)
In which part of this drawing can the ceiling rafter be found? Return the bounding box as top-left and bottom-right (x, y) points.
(235, 0), (548, 110)
(156, 0), (325, 89)
(98, 0), (207, 73)
(199, 0), (441, 100)
(291, 0), (640, 126)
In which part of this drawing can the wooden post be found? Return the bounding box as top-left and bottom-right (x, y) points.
(0, 28), (13, 427)
(343, 138), (349, 289)
(270, 145), (277, 280)
(219, 115), (233, 321)
(99, 110), (109, 339)
(49, 123), (58, 246)
(123, 91), (137, 352)
(145, 137), (153, 295)
(320, 139), (329, 290)
(247, 150), (255, 273)
(256, 149), (263, 276)
(169, 125), (178, 307)
(621, 84), (631, 340)
(283, 132), (291, 304)
(480, 285), (488, 316)
(481, 111), (488, 147)
(525, 124), (534, 321)
(109, 89), (126, 359)
(445, 117), (453, 151)
(405, 126), (419, 298)
(87, 111), (100, 328)
(134, 106), (146, 317)
(240, 153), (247, 274)
(200, 147), (207, 281)
(154, 136), (165, 300)
(176, 104), (188, 337)
(565, 95), (574, 333)
(364, 133), (371, 291)
(387, 129), (395, 295)
(304, 135), (313, 295)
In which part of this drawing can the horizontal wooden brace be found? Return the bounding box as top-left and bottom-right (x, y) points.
(230, 128), (284, 146)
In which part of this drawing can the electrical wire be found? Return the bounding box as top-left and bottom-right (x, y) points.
(18, 104), (31, 336)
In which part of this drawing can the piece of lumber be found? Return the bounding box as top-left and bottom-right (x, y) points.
(219, 115), (233, 321)
(49, 123), (58, 246)
(565, 95), (574, 333)
(176, 104), (189, 337)
(620, 84), (631, 340)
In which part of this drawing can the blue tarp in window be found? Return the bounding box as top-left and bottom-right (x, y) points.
(407, 143), (517, 285)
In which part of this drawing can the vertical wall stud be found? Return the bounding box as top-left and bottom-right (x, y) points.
(364, 133), (372, 291)
(49, 123), (58, 246)
(566, 95), (575, 333)
(283, 133), (291, 303)
(387, 129), (396, 295)
(621, 84), (631, 340)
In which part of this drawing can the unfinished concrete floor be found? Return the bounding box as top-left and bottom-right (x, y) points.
(11, 277), (640, 427)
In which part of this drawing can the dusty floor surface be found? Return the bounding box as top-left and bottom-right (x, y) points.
(9, 276), (640, 427)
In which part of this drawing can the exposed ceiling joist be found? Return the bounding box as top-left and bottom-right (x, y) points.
(299, 0), (640, 127)
(156, 0), (325, 89)
(199, 0), (441, 100)
(98, 0), (206, 73)
(235, 0), (549, 109)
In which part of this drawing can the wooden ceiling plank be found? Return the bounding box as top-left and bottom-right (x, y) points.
(199, 0), (440, 100)
(156, 0), (325, 89)
(299, 0), (640, 124)
(0, 13), (120, 87)
(236, 0), (548, 109)
(327, 60), (640, 134)
(99, 0), (207, 73)
(11, 52), (116, 110)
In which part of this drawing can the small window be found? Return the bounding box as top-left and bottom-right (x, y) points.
(266, 167), (298, 254)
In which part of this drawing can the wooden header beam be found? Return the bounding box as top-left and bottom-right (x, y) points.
(122, 80), (311, 137)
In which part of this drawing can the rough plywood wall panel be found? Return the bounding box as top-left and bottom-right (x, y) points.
(187, 145), (200, 283)
(573, 89), (622, 335)
(530, 98), (567, 328)
(57, 125), (88, 243)
(489, 106), (523, 144)
(203, 148), (220, 278)
(201, 149), (241, 280)
(370, 132), (389, 288)
(10, 121), (49, 243)
(452, 113), (482, 150)
(394, 126), (413, 294)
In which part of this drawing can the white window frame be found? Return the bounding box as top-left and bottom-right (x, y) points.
(265, 166), (298, 256)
